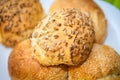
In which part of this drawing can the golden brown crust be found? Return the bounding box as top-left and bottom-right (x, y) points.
(0, 33), (1, 42)
(69, 44), (120, 80)
(31, 8), (95, 66)
(8, 40), (120, 80)
(98, 74), (120, 80)
(8, 39), (68, 80)
(0, 0), (45, 47)
(49, 0), (107, 43)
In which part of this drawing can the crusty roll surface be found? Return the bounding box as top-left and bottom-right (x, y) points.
(8, 39), (68, 80)
(31, 9), (95, 66)
(0, 0), (45, 47)
(69, 44), (120, 80)
(0, 33), (1, 42)
(49, 0), (107, 43)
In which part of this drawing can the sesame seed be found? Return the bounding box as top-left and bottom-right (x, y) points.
(68, 35), (73, 39)
(54, 27), (59, 31)
(54, 35), (59, 39)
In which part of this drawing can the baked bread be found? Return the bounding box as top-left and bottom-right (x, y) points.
(0, 0), (45, 47)
(49, 0), (107, 43)
(8, 39), (68, 80)
(8, 41), (120, 80)
(69, 44), (120, 80)
(31, 9), (95, 66)
(8, 40), (120, 80)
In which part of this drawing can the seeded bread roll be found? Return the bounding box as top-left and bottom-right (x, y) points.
(69, 44), (120, 80)
(0, 0), (45, 47)
(49, 0), (107, 43)
(8, 39), (68, 80)
(31, 9), (95, 66)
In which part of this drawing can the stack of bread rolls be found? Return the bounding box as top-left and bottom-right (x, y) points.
(8, 0), (120, 80)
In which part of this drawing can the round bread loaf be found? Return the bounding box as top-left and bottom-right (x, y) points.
(49, 0), (107, 43)
(31, 9), (95, 66)
(69, 44), (120, 80)
(0, 0), (45, 47)
(8, 39), (68, 80)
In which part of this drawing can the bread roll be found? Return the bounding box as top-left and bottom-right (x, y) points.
(8, 39), (68, 80)
(49, 0), (107, 43)
(69, 44), (120, 80)
(31, 9), (95, 66)
(0, 0), (45, 47)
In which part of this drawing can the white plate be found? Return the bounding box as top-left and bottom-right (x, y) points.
(0, 0), (120, 80)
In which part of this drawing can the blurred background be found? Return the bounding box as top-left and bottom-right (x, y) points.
(104, 0), (120, 10)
